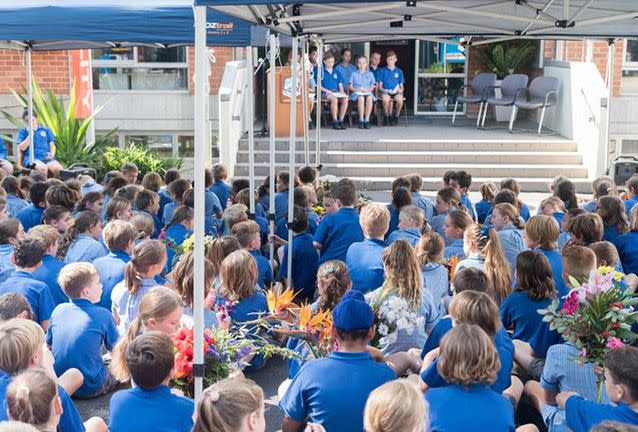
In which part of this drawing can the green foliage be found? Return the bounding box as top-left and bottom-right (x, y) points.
(477, 41), (537, 79)
(0, 80), (117, 167)
(425, 62), (453, 74)
(99, 143), (182, 181)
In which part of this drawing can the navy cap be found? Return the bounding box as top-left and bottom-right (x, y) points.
(332, 290), (374, 331)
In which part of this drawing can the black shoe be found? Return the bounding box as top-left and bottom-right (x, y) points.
(339, 121), (346, 130)
(391, 115), (399, 126)
(309, 121), (314, 130)
(383, 116), (389, 126)
(358, 120), (365, 129)
(364, 121), (371, 129)
(332, 120), (340, 130)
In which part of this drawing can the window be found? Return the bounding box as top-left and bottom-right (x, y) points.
(126, 135), (175, 157)
(621, 40), (638, 95)
(92, 47), (188, 91)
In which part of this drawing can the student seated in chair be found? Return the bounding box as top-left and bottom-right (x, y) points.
(378, 50), (405, 126)
(16, 110), (63, 178)
(317, 52), (348, 130)
(349, 56), (376, 129)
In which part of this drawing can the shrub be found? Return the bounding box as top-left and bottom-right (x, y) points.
(99, 144), (182, 181)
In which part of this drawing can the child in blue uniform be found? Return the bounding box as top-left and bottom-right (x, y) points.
(163, 206), (194, 274)
(597, 196), (630, 248)
(476, 182), (498, 224)
(406, 173), (434, 223)
(274, 170), (292, 228)
(425, 323), (518, 432)
(566, 213), (604, 247)
(314, 179), (364, 265)
(369, 51), (382, 81)
(47, 263), (119, 399)
(204, 168), (223, 235)
(0, 219), (23, 284)
(492, 203), (527, 276)
(105, 196), (133, 223)
(280, 290), (395, 432)
(43, 204), (73, 235)
(500, 251), (557, 342)
(558, 208), (586, 250)
(162, 178), (191, 225)
(276, 187), (318, 239)
(580, 177), (615, 213)
(616, 205), (638, 275)
(386, 180), (412, 238)
(318, 51), (349, 130)
(109, 332), (194, 432)
(17, 181), (48, 231)
(232, 220), (273, 289)
(134, 189), (162, 238)
(5, 369), (63, 430)
(432, 187), (464, 246)
(364, 380), (428, 432)
(559, 346), (638, 431)
(2, 176), (28, 218)
(442, 210), (472, 259)
(540, 196), (567, 232)
(525, 215), (570, 298)
(623, 175), (638, 217)
(348, 55), (376, 129)
(500, 178), (532, 221)
(16, 110), (63, 178)
(378, 50), (405, 126)
(335, 48), (357, 87)
(58, 210), (108, 264)
(0, 137), (13, 176)
(416, 231), (449, 315)
(450, 171), (476, 221)
(30, 225), (68, 307)
(387, 205), (423, 246)
(210, 163), (232, 211)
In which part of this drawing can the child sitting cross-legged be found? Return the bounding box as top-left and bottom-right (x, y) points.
(163, 205), (194, 274)
(0, 292), (33, 322)
(416, 231), (449, 314)
(29, 225), (67, 307)
(345, 203), (389, 294)
(387, 205), (425, 247)
(232, 220), (273, 290)
(46, 263), (119, 399)
(597, 196), (630, 248)
(5, 369), (63, 432)
(492, 202), (527, 277)
(364, 380), (428, 432)
(17, 181), (49, 232)
(43, 205), (72, 235)
(558, 346), (638, 431)
(442, 209), (472, 259)
(134, 189), (162, 239)
(58, 210), (108, 264)
(432, 187), (464, 245)
(0, 219), (24, 284)
(279, 290), (396, 432)
(108, 332), (194, 432)
(614, 205), (638, 276)
(525, 215), (570, 297)
(476, 181), (498, 224)
(171, 251), (218, 330)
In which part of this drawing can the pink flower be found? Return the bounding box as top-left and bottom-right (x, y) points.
(563, 291), (580, 314)
(606, 337), (624, 350)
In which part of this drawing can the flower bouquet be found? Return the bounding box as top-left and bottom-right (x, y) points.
(539, 267), (638, 402)
(311, 204), (325, 218)
(442, 255), (461, 287)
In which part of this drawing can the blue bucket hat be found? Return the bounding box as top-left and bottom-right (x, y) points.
(332, 290), (374, 332)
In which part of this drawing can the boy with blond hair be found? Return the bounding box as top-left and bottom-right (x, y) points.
(345, 203), (389, 293)
(232, 220), (273, 289)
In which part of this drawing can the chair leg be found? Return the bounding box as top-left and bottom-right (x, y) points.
(452, 99), (459, 124)
(481, 103), (489, 128)
(476, 102), (483, 128)
(508, 106), (518, 133)
(537, 106), (547, 136)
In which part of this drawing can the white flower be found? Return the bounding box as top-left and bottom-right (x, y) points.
(378, 323), (389, 336)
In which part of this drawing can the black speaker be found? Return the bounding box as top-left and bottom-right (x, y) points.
(610, 156), (638, 186)
(59, 163), (97, 181)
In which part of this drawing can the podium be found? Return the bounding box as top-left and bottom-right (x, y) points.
(267, 66), (312, 137)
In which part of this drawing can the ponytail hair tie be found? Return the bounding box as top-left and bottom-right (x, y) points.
(479, 226), (491, 239)
(206, 388), (220, 403)
(16, 385), (30, 398)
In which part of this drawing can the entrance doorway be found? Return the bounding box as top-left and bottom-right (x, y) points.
(370, 40), (416, 114)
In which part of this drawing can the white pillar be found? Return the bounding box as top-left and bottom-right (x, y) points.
(268, 34), (277, 268)
(314, 40), (323, 181)
(301, 37), (310, 165)
(192, 4), (208, 401)
(26, 47), (35, 165)
(287, 36), (298, 288)
(604, 40), (615, 174)
(246, 47), (256, 215)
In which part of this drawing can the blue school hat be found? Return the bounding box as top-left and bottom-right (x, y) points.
(332, 290), (374, 331)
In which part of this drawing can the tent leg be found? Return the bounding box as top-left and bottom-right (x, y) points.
(301, 37), (310, 166)
(537, 106), (546, 136)
(481, 103), (489, 128)
(246, 46), (255, 216)
(268, 34), (277, 271)
(26, 47), (35, 165)
(287, 36), (298, 289)
(509, 105), (518, 133)
(315, 40), (323, 185)
(192, 4), (208, 401)
(451, 99), (458, 125)
(476, 102), (483, 128)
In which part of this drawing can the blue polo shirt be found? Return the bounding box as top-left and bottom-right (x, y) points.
(500, 291), (553, 342)
(158, 190), (173, 223)
(165, 223), (192, 274)
(316, 66), (346, 92)
(64, 233), (109, 264)
(46, 298), (119, 398)
(314, 207), (364, 265)
(335, 63), (357, 87)
(229, 292), (269, 333)
(422, 263), (449, 314)
(566, 396), (638, 432)
(278, 233), (318, 302)
(411, 193), (435, 223)
(16, 126), (55, 166)
(369, 65), (381, 81)
(162, 201), (178, 225)
(209, 180), (231, 210)
(387, 227), (421, 246)
(276, 208), (319, 239)
(421, 316), (453, 358)
(346, 238), (387, 294)
(109, 385), (194, 432)
(537, 247), (570, 298)
(461, 194), (477, 221)
(17, 204), (44, 231)
(139, 209), (162, 239)
(0, 244), (14, 284)
(249, 249), (274, 289)
(496, 224), (527, 276)
(280, 351), (395, 432)
(386, 203), (400, 237)
(6, 194), (28, 218)
(0, 137), (6, 160)
(93, 251), (130, 310)
(378, 66), (405, 93)
(444, 238), (466, 259)
(624, 197), (638, 217)
(205, 190), (222, 235)
(432, 210), (451, 246)
(603, 225), (624, 248)
(0, 270), (55, 324)
(32, 254), (67, 306)
(475, 199), (493, 224)
(529, 319), (564, 358)
(426, 384), (516, 432)
(274, 190), (289, 226)
(616, 231), (638, 275)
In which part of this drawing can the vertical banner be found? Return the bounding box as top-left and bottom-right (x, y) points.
(70, 49), (93, 118)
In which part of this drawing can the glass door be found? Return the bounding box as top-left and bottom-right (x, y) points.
(413, 39), (467, 115)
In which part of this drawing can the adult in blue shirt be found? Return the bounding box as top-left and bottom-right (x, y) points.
(280, 290), (395, 432)
(0, 137), (13, 176)
(16, 111), (63, 178)
(377, 50), (405, 126)
(348, 55), (376, 129)
(335, 48), (357, 88)
(316, 52), (349, 130)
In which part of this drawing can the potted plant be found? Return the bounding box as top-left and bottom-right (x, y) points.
(477, 41), (536, 121)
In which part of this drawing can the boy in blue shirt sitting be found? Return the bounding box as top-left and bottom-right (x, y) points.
(30, 225), (68, 307)
(0, 236), (55, 330)
(16, 110), (63, 178)
(210, 163), (232, 210)
(109, 331), (194, 432)
(558, 346), (638, 431)
(232, 220), (274, 289)
(387, 205), (424, 246)
(406, 173), (434, 223)
(134, 189), (162, 238)
(378, 50), (405, 126)
(277, 187), (319, 239)
(317, 51), (349, 130)
(280, 290), (395, 432)
(346, 203), (389, 293)
(17, 181), (49, 231)
(47, 263), (120, 399)
(450, 170), (477, 221)
(275, 170), (293, 227)
(314, 178), (364, 265)
(0, 137), (13, 176)
(204, 168), (223, 235)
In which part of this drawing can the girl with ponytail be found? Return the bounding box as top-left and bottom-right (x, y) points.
(110, 286), (183, 382)
(206, 236), (241, 284)
(432, 187), (466, 245)
(416, 231), (449, 314)
(58, 210), (108, 264)
(458, 223), (512, 304)
(6, 369), (61, 432)
(111, 239), (167, 332)
(491, 203), (527, 276)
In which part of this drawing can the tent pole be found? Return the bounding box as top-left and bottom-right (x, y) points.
(604, 39), (615, 174)
(268, 34), (277, 270)
(315, 40), (323, 185)
(246, 46), (256, 216)
(287, 36), (298, 289)
(301, 37), (310, 166)
(26, 47), (34, 165)
(192, 4), (207, 401)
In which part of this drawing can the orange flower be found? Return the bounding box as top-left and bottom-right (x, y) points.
(266, 286), (298, 314)
(448, 255), (461, 280)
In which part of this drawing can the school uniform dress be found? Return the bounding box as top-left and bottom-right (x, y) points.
(16, 125), (56, 166)
(279, 351), (396, 432)
(0, 370), (85, 432)
(499, 291), (553, 342)
(348, 69), (376, 101)
(0, 244), (14, 284)
(553, 212), (565, 229)
(47, 298), (119, 398)
(496, 224), (527, 276)
(558, 231), (571, 250)
(537, 248), (570, 298)
(278, 233), (319, 302)
(385, 203), (400, 237)
(444, 238), (466, 260)
(64, 233), (109, 264)
(540, 342), (608, 431)
(17, 204), (44, 231)
(209, 180), (231, 210)
(422, 263), (449, 315)
(565, 396), (638, 432)
(411, 192), (435, 223)
(387, 227), (421, 246)
(475, 199), (493, 224)
(32, 254), (68, 306)
(164, 223), (193, 274)
(6, 194), (28, 218)
(615, 231), (638, 275)
(111, 277), (159, 333)
(93, 250), (130, 310)
(624, 197), (638, 217)
(249, 249), (274, 289)
(109, 385), (194, 432)
(426, 384), (516, 432)
(378, 66), (405, 96)
(346, 238), (388, 294)
(314, 207), (364, 265)
(0, 270), (55, 324)
(335, 63), (357, 88)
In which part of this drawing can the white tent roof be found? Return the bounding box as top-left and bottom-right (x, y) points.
(203, 0), (638, 42)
